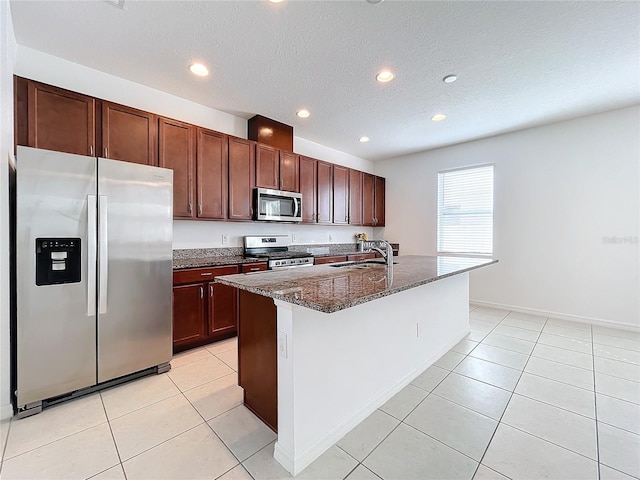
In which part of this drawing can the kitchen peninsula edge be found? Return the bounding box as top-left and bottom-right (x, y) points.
(215, 255), (497, 475)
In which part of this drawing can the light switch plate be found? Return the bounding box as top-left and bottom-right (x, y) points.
(222, 234), (229, 244)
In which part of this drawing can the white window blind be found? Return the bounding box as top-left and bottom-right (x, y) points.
(437, 165), (494, 255)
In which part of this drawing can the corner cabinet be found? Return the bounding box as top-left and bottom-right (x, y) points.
(172, 266), (240, 353)
(363, 173), (385, 226)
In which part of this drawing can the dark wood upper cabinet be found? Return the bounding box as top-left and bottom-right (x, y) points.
(317, 160), (333, 224)
(158, 117), (195, 218)
(197, 128), (228, 220)
(332, 165), (349, 225)
(18, 78), (96, 156)
(299, 156), (317, 223)
(255, 144), (279, 189)
(375, 176), (386, 226)
(228, 137), (256, 221)
(363, 172), (375, 227)
(102, 102), (157, 166)
(279, 151), (299, 192)
(348, 169), (363, 226)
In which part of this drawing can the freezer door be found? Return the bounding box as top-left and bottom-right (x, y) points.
(97, 158), (173, 383)
(16, 146), (98, 407)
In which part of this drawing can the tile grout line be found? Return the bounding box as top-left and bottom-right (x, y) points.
(98, 393), (127, 480)
(592, 324), (602, 480)
(0, 418), (10, 476)
(472, 315), (549, 479)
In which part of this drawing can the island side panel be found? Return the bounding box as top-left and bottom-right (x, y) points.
(238, 289), (278, 432)
(274, 272), (470, 475)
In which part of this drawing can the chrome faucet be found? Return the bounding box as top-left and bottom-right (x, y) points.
(362, 240), (394, 268)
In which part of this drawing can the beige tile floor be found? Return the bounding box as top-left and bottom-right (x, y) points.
(1, 307), (639, 479)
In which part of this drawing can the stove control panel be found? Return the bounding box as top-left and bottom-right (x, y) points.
(269, 257), (314, 269)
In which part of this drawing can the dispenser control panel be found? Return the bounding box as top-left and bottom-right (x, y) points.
(35, 238), (81, 286)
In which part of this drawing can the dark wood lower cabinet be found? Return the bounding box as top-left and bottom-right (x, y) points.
(314, 255), (348, 265)
(173, 265), (239, 352)
(238, 290), (278, 432)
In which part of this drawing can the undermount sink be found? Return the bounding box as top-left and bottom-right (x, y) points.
(329, 260), (397, 268)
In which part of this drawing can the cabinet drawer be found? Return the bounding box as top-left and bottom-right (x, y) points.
(347, 253), (376, 262)
(314, 255), (347, 265)
(241, 262), (268, 273)
(173, 265), (239, 285)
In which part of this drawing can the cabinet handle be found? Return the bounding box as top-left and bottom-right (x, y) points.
(201, 272), (212, 276)
(209, 284), (214, 297)
(188, 203), (192, 213)
(104, 148), (108, 158)
(199, 204), (202, 215)
(89, 145), (93, 156)
(200, 286), (203, 299)
(249, 267), (260, 271)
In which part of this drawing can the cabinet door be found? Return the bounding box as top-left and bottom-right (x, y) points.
(228, 137), (256, 220)
(173, 283), (206, 347)
(102, 102), (157, 166)
(317, 160), (333, 224)
(208, 282), (238, 336)
(197, 128), (228, 219)
(347, 253), (376, 262)
(159, 117), (195, 218)
(24, 79), (96, 156)
(332, 164), (349, 225)
(256, 144), (279, 189)
(348, 169), (363, 226)
(299, 156), (317, 223)
(279, 151), (299, 192)
(375, 176), (386, 226)
(362, 172), (375, 227)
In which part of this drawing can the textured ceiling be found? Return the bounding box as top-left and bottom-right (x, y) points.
(9, 0), (640, 161)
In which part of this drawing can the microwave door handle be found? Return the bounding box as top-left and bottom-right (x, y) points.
(294, 198), (299, 218)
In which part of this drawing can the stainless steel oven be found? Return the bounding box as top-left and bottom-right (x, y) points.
(244, 235), (314, 269)
(254, 188), (302, 222)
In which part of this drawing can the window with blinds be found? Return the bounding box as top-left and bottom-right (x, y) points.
(437, 165), (494, 255)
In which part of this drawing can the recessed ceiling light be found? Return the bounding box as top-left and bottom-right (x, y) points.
(432, 114), (447, 122)
(296, 109), (310, 118)
(443, 74), (457, 83)
(267, 0), (283, 3)
(359, 136), (370, 143)
(189, 63), (209, 77)
(366, 0), (384, 4)
(376, 70), (394, 83)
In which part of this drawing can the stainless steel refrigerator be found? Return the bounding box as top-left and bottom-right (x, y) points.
(15, 146), (173, 417)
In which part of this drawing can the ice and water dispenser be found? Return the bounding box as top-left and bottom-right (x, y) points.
(35, 238), (81, 286)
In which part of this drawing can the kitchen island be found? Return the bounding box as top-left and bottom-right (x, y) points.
(215, 255), (497, 475)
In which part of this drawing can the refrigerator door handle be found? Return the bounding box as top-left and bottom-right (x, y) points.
(98, 195), (108, 314)
(87, 195), (97, 316)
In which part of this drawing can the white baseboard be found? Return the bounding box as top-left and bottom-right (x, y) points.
(274, 328), (469, 476)
(1, 402), (13, 420)
(470, 299), (640, 333)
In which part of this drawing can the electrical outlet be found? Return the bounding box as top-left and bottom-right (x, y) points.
(416, 322), (421, 338)
(278, 331), (288, 359)
(222, 234), (229, 244)
(291, 233), (297, 242)
(328, 233), (333, 242)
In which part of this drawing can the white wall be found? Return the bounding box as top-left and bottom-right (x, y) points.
(15, 47), (376, 250)
(376, 106), (640, 328)
(0, 0), (17, 419)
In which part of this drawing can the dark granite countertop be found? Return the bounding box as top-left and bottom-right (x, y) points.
(215, 255), (497, 313)
(173, 256), (264, 270)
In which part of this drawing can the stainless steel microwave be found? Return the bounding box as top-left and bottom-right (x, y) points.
(254, 188), (303, 222)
